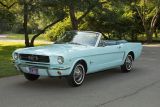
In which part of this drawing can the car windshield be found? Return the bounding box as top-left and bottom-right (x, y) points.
(55, 31), (99, 46)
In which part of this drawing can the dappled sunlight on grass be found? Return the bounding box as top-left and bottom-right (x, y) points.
(0, 42), (22, 77)
(0, 41), (51, 78)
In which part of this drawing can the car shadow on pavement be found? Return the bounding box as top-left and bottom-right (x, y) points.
(14, 68), (119, 89)
(14, 67), (143, 90)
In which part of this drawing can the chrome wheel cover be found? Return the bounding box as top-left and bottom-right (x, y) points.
(73, 64), (85, 85)
(125, 55), (133, 70)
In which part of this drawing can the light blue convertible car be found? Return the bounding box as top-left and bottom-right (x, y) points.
(12, 31), (142, 87)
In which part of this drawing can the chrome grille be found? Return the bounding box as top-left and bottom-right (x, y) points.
(19, 54), (49, 63)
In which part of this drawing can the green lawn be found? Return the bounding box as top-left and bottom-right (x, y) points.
(6, 33), (46, 40)
(0, 41), (49, 78)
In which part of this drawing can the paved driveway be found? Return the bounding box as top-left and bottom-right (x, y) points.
(0, 45), (160, 107)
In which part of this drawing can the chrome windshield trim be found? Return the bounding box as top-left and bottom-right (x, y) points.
(95, 33), (101, 47)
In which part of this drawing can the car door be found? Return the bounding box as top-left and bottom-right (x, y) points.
(87, 44), (125, 73)
(103, 44), (125, 67)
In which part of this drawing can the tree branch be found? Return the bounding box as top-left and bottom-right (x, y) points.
(101, 32), (108, 39)
(8, 2), (18, 9)
(135, 5), (148, 31)
(0, 1), (17, 10)
(77, 5), (95, 23)
(0, 1), (8, 8)
(135, 6), (143, 23)
(151, 9), (160, 29)
(30, 17), (65, 46)
(77, 1), (107, 23)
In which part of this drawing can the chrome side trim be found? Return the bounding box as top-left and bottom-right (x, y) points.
(50, 67), (70, 70)
(19, 64), (49, 69)
(21, 61), (50, 65)
(16, 63), (70, 70)
(72, 51), (125, 59)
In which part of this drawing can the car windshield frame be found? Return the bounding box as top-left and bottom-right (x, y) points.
(55, 31), (101, 47)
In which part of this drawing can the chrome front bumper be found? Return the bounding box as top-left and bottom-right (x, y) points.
(13, 61), (71, 76)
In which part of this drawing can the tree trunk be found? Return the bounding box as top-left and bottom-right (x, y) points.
(135, 34), (138, 41)
(155, 28), (158, 38)
(135, 2), (159, 43)
(131, 31), (138, 42)
(68, 2), (78, 30)
(131, 34), (134, 41)
(146, 30), (153, 43)
(118, 35), (122, 39)
(23, 3), (30, 47)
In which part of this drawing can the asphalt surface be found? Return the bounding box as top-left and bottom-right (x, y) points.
(0, 45), (160, 107)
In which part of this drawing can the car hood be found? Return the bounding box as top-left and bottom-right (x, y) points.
(15, 44), (93, 56)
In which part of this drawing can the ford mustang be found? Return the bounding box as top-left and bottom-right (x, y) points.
(12, 31), (142, 87)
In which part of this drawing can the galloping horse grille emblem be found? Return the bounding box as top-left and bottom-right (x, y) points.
(28, 55), (38, 61)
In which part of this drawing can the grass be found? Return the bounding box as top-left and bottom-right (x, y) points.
(6, 33), (46, 40)
(0, 41), (50, 78)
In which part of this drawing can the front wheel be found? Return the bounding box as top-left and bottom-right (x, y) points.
(66, 63), (86, 87)
(24, 73), (39, 81)
(121, 54), (133, 73)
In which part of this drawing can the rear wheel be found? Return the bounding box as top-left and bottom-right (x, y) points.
(121, 54), (133, 73)
(67, 63), (86, 87)
(24, 73), (39, 81)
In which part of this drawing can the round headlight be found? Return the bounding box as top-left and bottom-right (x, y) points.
(57, 56), (64, 64)
(14, 53), (18, 60)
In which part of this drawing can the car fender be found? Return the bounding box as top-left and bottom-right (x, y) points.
(69, 57), (88, 75)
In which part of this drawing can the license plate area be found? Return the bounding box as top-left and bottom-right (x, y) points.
(28, 66), (38, 75)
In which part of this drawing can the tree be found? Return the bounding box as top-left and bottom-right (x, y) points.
(0, 0), (18, 32)
(85, 1), (135, 40)
(66, 0), (107, 30)
(86, 7), (118, 39)
(19, 0), (66, 47)
(134, 0), (160, 43)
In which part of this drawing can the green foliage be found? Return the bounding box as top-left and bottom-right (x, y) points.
(0, 8), (16, 32)
(84, 1), (131, 39)
(44, 18), (72, 41)
(133, 0), (160, 28)
(0, 0), (160, 42)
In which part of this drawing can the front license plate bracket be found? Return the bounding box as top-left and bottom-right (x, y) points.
(28, 66), (38, 75)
